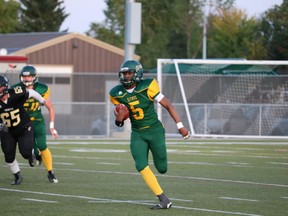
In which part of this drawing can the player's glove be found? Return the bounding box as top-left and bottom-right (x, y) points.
(0, 123), (8, 133)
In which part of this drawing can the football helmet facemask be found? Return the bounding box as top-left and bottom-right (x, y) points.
(0, 75), (9, 98)
(119, 60), (143, 87)
(20, 65), (38, 86)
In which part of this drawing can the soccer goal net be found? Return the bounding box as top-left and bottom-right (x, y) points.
(157, 59), (288, 139)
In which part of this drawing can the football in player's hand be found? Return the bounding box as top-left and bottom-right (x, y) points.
(114, 104), (129, 120)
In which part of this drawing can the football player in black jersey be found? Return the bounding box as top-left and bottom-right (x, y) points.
(0, 75), (46, 185)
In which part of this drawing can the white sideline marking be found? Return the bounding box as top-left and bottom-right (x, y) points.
(170, 198), (193, 202)
(48, 141), (130, 145)
(70, 149), (127, 153)
(163, 174), (288, 188)
(169, 161), (251, 168)
(0, 188), (261, 216)
(50, 154), (286, 170)
(46, 167), (288, 189)
(167, 149), (201, 153)
(22, 198), (58, 203)
(11, 164), (287, 189)
(47, 140), (288, 146)
(226, 162), (249, 165)
(4, 157), (287, 188)
(167, 141), (288, 146)
(281, 197), (288, 199)
(212, 150), (240, 153)
(54, 162), (75, 166)
(220, 197), (258, 202)
(267, 162), (288, 165)
(96, 162), (121, 166)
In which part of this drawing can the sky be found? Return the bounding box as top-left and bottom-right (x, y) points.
(60, 0), (283, 34)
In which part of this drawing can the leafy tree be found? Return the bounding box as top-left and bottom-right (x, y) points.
(136, 0), (183, 67)
(0, 0), (21, 33)
(260, 0), (288, 60)
(207, 8), (266, 59)
(87, 0), (274, 68)
(19, 0), (69, 32)
(87, 0), (125, 49)
(88, 0), (237, 68)
(87, 0), (183, 68)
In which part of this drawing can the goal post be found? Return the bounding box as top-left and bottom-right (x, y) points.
(157, 59), (288, 139)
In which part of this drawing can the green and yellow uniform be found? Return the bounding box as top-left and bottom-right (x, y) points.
(110, 78), (167, 173)
(110, 60), (176, 209)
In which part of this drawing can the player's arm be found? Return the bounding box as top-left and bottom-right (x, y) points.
(148, 79), (190, 139)
(157, 93), (190, 139)
(44, 97), (58, 139)
(109, 95), (125, 127)
(27, 89), (45, 105)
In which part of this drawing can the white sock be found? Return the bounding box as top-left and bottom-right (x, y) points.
(7, 159), (20, 174)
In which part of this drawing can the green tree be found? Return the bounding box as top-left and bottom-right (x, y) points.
(137, 0), (236, 65)
(19, 0), (69, 32)
(87, 0), (183, 68)
(0, 0), (21, 33)
(207, 8), (266, 59)
(136, 0), (183, 67)
(88, 0), (268, 68)
(87, 0), (125, 49)
(260, 0), (288, 60)
(182, 0), (235, 58)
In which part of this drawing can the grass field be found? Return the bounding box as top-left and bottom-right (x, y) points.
(0, 138), (287, 216)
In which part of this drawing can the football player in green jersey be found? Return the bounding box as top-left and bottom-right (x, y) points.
(110, 60), (190, 210)
(13, 65), (58, 183)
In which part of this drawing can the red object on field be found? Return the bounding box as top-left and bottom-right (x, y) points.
(114, 104), (129, 120)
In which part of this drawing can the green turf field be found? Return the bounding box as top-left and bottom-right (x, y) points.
(0, 139), (287, 216)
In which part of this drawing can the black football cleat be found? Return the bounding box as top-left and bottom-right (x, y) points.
(11, 171), (23, 185)
(150, 193), (172, 210)
(150, 201), (172, 210)
(47, 171), (58, 183)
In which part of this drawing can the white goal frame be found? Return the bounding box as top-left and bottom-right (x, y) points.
(157, 58), (288, 139)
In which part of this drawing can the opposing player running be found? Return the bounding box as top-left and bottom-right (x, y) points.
(0, 75), (46, 185)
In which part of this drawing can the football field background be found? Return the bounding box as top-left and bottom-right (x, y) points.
(0, 138), (287, 216)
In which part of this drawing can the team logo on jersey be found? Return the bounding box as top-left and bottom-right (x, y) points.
(118, 91), (123, 95)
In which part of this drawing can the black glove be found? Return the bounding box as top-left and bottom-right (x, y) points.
(0, 123), (8, 133)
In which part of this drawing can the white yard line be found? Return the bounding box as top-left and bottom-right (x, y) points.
(219, 197), (258, 202)
(22, 198), (59, 203)
(267, 162), (288, 165)
(0, 188), (261, 216)
(47, 140), (288, 145)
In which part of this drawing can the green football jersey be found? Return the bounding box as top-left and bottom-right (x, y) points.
(12, 82), (50, 121)
(109, 78), (161, 130)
